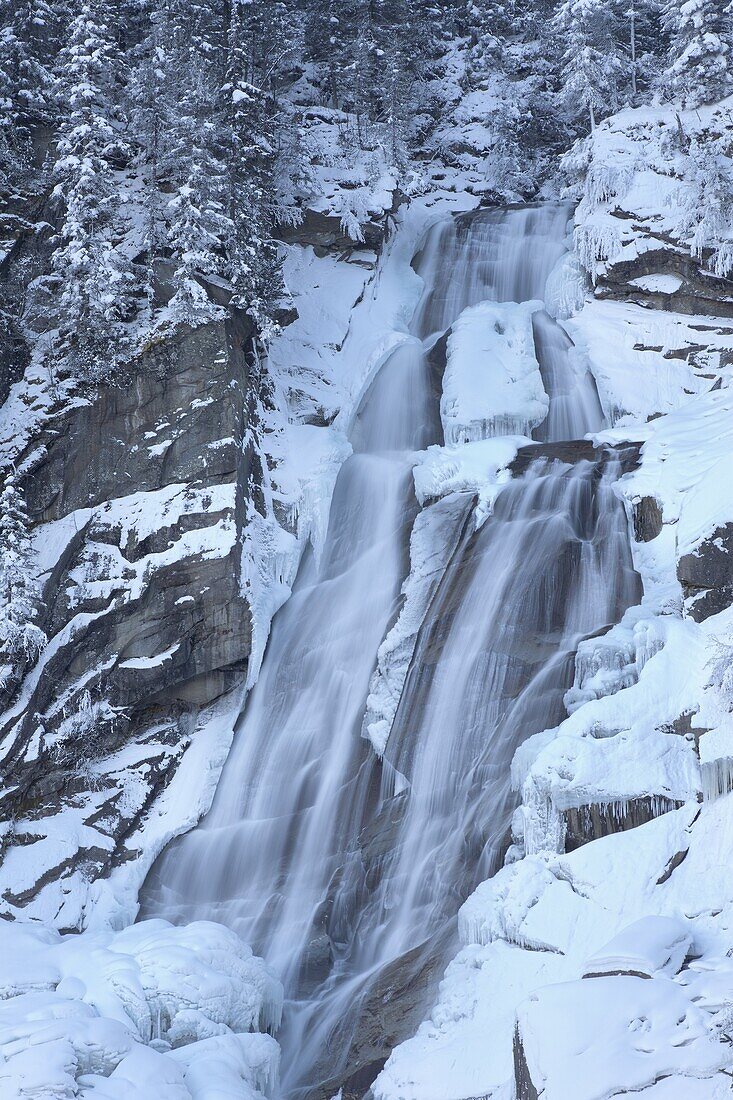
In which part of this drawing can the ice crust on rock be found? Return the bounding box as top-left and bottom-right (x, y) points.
(442, 300), (548, 444)
(516, 974), (729, 1100)
(0, 918), (282, 1100)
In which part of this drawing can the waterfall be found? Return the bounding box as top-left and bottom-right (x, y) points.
(140, 203), (642, 1098)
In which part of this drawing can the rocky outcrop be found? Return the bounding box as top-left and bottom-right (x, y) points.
(508, 439), (641, 478)
(513, 1024), (540, 1100)
(277, 207), (387, 258)
(633, 495), (663, 543)
(563, 795), (683, 852)
(597, 243), (733, 318)
(312, 926), (454, 1100)
(0, 310), (260, 923)
(677, 523), (733, 622)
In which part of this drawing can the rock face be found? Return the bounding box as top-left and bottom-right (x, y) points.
(277, 207), (386, 257)
(313, 926), (454, 1100)
(563, 796), (684, 852)
(633, 495), (663, 543)
(508, 440), (641, 478)
(513, 1025), (540, 1100)
(597, 245), (733, 318)
(677, 524), (733, 622)
(0, 311), (260, 924)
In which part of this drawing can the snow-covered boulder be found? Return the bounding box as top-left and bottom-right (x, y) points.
(0, 918), (282, 1100)
(581, 915), (691, 979)
(442, 301), (548, 444)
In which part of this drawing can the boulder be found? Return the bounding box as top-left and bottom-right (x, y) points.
(677, 523), (733, 622)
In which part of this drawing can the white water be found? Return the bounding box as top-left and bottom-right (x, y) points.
(141, 203), (641, 1098)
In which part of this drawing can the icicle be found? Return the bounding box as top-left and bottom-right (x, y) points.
(257, 974), (284, 1035)
(574, 223), (622, 285)
(702, 758), (733, 803)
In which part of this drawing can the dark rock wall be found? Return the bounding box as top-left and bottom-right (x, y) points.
(0, 311), (259, 920)
(677, 523), (733, 622)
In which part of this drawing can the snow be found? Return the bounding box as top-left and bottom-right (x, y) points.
(568, 98), (733, 289)
(517, 974), (728, 1100)
(378, 796), (733, 1100)
(0, 918), (281, 1100)
(517, 614), (701, 846)
(581, 915), (691, 979)
(373, 940), (570, 1100)
(629, 274), (685, 294)
(119, 643), (181, 670)
(563, 299), (712, 427)
(363, 490), (478, 757)
(443, 301), (548, 444)
(412, 436), (523, 512)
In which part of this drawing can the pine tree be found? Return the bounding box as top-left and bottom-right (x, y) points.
(662, 0), (732, 107)
(223, 0), (283, 333)
(0, 0), (65, 131)
(50, 0), (135, 379)
(0, 0), (69, 195)
(303, 0), (361, 110)
(678, 127), (733, 276)
(554, 0), (625, 131)
(0, 474), (46, 687)
(621, 0), (666, 101)
(166, 168), (223, 324)
(465, 0), (513, 82)
(127, 1), (169, 312)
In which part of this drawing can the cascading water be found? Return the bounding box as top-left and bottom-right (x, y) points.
(531, 309), (606, 442)
(140, 203), (642, 1098)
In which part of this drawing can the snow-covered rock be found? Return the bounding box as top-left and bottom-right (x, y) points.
(442, 301), (548, 444)
(0, 918), (281, 1100)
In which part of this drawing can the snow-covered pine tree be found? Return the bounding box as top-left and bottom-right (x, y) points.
(0, 0), (65, 133)
(0, 474), (46, 690)
(126, 1), (169, 314)
(0, 0), (68, 194)
(677, 126), (733, 277)
(162, 38), (228, 323)
(465, 0), (513, 82)
(620, 0), (666, 102)
(554, 0), (625, 131)
(166, 156), (226, 326)
(303, 0), (361, 110)
(662, 0), (732, 108)
(50, 0), (135, 379)
(223, 0), (283, 335)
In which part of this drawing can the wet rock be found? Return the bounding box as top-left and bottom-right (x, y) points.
(358, 791), (407, 891)
(677, 523), (733, 621)
(298, 933), (334, 993)
(426, 328), (450, 424)
(633, 496), (663, 542)
(310, 925), (455, 1100)
(508, 440), (642, 478)
(385, 497), (481, 780)
(367, 491), (477, 761)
